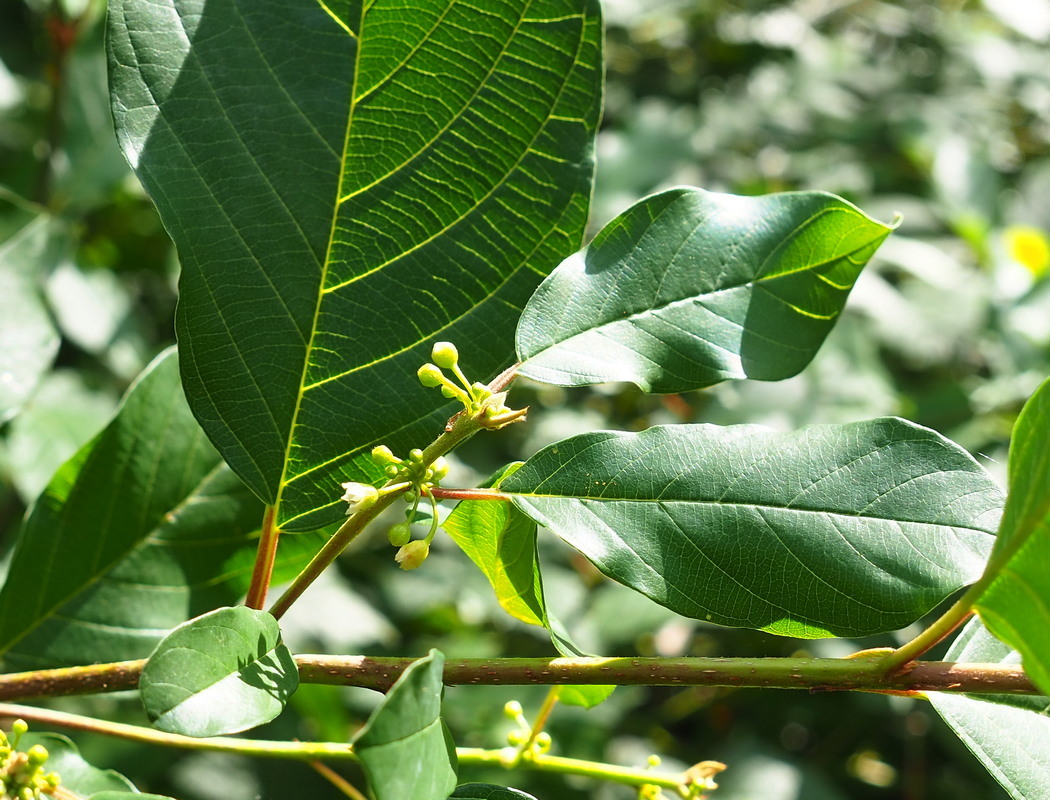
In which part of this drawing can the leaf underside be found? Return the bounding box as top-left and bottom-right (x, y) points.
(929, 617), (1050, 800)
(140, 606), (299, 737)
(504, 419), (1002, 638)
(516, 187), (894, 392)
(108, 0), (603, 531)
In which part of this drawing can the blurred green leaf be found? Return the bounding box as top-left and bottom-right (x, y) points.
(557, 684), (615, 709)
(89, 794), (175, 800)
(504, 419), (1002, 638)
(22, 733), (136, 796)
(107, 0), (602, 532)
(929, 617), (1050, 800)
(449, 786), (538, 800)
(976, 376), (1050, 695)
(353, 649), (458, 800)
(140, 606), (298, 737)
(2, 368), (118, 504)
(0, 212), (65, 423)
(516, 188), (893, 393)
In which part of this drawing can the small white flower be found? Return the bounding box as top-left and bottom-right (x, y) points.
(394, 540), (430, 570)
(340, 481), (379, 515)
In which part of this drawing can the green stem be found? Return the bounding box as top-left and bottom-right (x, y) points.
(0, 703), (704, 795)
(268, 411), (484, 619)
(457, 747), (696, 792)
(0, 703), (357, 761)
(245, 505), (280, 610)
(881, 581), (985, 672)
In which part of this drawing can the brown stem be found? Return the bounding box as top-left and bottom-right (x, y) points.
(429, 487), (509, 502)
(0, 656), (1037, 702)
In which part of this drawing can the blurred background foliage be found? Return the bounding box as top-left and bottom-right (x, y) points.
(1, 0), (1049, 798)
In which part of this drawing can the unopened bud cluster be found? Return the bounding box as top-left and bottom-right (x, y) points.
(0, 721), (60, 800)
(417, 341), (527, 429)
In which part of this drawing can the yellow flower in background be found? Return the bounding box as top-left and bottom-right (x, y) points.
(1005, 225), (1050, 278)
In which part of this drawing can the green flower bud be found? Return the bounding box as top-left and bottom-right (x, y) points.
(394, 540), (430, 570)
(387, 522), (412, 547)
(431, 341), (459, 369)
(417, 363), (445, 388)
(504, 700), (523, 718)
(408, 448), (424, 463)
(430, 456), (450, 482)
(439, 384), (458, 399)
(26, 744), (48, 767)
(384, 464), (400, 478)
(370, 445), (398, 466)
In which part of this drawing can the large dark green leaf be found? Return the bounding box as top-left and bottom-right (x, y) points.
(503, 420), (1002, 638)
(140, 606), (298, 737)
(0, 349), (257, 664)
(108, 0), (602, 531)
(515, 187), (894, 392)
(975, 377), (1050, 695)
(929, 617), (1050, 800)
(0, 211), (65, 423)
(353, 649), (458, 800)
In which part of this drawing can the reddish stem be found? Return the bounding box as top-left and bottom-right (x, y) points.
(245, 505), (280, 609)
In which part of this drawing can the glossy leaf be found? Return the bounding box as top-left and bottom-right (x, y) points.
(443, 464), (546, 627)
(929, 617), (1050, 800)
(975, 377), (1050, 694)
(504, 419), (1002, 638)
(353, 649), (458, 800)
(22, 733), (136, 796)
(0, 349), (243, 662)
(108, 0), (602, 532)
(516, 187), (894, 392)
(140, 606), (298, 737)
(0, 212), (64, 423)
(449, 786), (538, 800)
(443, 465), (587, 656)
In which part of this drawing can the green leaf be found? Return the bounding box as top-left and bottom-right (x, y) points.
(108, 0), (602, 532)
(975, 376), (1050, 695)
(557, 684), (615, 708)
(353, 649), (458, 800)
(929, 617), (1050, 800)
(449, 786), (539, 800)
(443, 464), (588, 657)
(22, 733), (136, 796)
(443, 464), (546, 628)
(515, 187), (894, 392)
(0, 348), (259, 664)
(0, 212), (65, 423)
(503, 419), (1002, 638)
(90, 794), (176, 800)
(140, 606), (298, 737)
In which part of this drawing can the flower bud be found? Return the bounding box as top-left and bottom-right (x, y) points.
(384, 464), (400, 478)
(394, 540), (430, 570)
(408, 448), (424, 463)
(417, 363), (445, 387)
(26, 745), (48, 767)
(430, 456), (450, 482)
(387, 522), (412, 547)
(431, 341), (459, 369)
(371, 445), (398, 466)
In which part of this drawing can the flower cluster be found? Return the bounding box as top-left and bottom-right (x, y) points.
(417, 341), (526, 429)
(0, 720), (60, 800)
